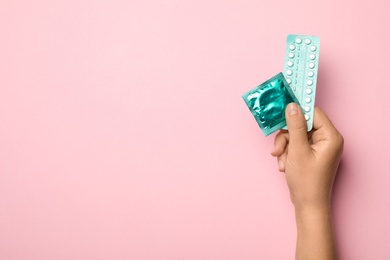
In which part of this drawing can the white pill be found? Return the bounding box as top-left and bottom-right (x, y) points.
(287, 61), (293, 67)
(309, 62), (315, 69)
(295, 38), (302, 44)
(308, 71), (314, 77)
(289, 44), (296, 50)
(309, 54), (316, 60)
(286, 78), (292, 84)
(307, 79), (313, 85)
(304, 106), (311, 112)
(286, 69), (293, 75)
(305, 114), (310, 121)
(305, 97), (311, 103)
(310, 45), (317, 51)
(305, 38), (311, 44)
(288, 52), (295, 58)
(306, 88), (312, 94)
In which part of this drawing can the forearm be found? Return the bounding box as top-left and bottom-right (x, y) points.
(272, 105), (343, 259)
(294, 203), (336, 260)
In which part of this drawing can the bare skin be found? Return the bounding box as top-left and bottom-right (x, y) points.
(271, 103), (344, 260)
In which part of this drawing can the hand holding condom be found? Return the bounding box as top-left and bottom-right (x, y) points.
(271, 103), (344, 207)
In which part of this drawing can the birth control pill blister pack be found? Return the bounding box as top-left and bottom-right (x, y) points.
(283, 35), (320, 131)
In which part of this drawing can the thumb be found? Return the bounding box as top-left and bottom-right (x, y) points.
(285, 103), (310, 154)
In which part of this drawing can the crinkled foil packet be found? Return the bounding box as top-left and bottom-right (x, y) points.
(242, 72), (300, 136)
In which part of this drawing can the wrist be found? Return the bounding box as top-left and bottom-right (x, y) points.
(293, 199), (336, 260)
(294, 202), (332, 226)
(291, 192), (331, 214)
(294, 200), (331, 214)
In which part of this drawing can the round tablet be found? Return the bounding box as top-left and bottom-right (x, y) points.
(310, 45), (317, 51)
(306, 88), (312, 94)
(288, 52), (295, 58)
(295, 38), (302, 44)
(304, 106), (310, 112)
(289, 44), (296, 50)
(286, 70), (293, 76)
(304, 114), (310, 121)
(309, 54), (316, 60)
(287, 61), (293, 67)
(305, 38), (311, 44)
(286, 78), (292, 84)
(308, 62), (315, 69)
(307, 79), (313, 85)
(308, 71), (314, 77)
(305, 97), (311, 103)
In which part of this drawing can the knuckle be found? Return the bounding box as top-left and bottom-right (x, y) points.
(295, 123), (308, 132)
(329, 131), (344, 152)
(337, 132), (344, 150)
(275, 131), (284, 140)
(289, 123), (307, 134)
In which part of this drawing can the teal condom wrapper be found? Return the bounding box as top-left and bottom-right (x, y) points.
(242, 72), (300, 136)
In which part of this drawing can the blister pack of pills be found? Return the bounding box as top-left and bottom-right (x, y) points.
(242, 72), (300, 136)
(283, 35), (320, 131)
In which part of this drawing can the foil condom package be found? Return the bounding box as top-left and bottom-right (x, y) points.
(242, 72), (300, 136)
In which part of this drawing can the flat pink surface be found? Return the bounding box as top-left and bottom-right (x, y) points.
(1, 0), (390, 259)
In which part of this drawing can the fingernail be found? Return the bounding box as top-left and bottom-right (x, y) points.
(278, 159), (284, 170)
(288, 103), (298, 116)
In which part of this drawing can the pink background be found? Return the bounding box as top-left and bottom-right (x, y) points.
(1, 0), (390, 259)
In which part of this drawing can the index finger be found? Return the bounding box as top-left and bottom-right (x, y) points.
(313, 106), (338, 132)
